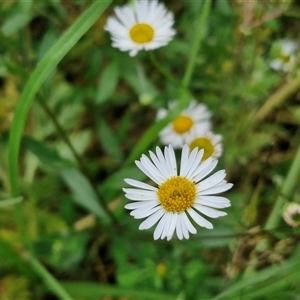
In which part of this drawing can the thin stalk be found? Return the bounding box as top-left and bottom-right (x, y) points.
(182, 0), (211, 88)
(264, 136), (300, 230)
(37, 96), (119, 227)
(251, 75), (300, 122)
(25, 252), (73, 300)
(149, 52), (182, 86)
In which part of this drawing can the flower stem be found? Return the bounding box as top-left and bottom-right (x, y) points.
(37, 96), (119, 227)
(149, 52), (182, 86)
(182, 0), (211, 88)
(251, 75), (300, 122)
(264, 135), (300, 230)
(25, 252), (73, 300)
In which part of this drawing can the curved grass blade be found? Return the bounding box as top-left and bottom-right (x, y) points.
(8, 1), (112, 197)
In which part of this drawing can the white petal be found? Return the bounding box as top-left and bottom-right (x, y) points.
(167, 145), (178, 175)
(180, 144), (190, 176)
(124, 178), (156, 191)
(193, 159), (218, 182)
(140, 155), (165, 182)
(186, 149), (204, 179)
(125, 201), (157, 210)
(187, 208), (213, 229)
(131, 205), (161, 219)
(123, 188), (156, 196)
(198, 170), (226, 191)
(124, 192), (157, 201)
(165, 213), (177, 240)
(136, 160), (163, 185)
(193, 204), (227, 218)
(149, 149), (169, 178)
(139, 208), (164, 230)
(160, 212), (173, 240)
(199, 183), (233, 195)
(179, 214), (189, 239)
(155, 146), (174, 177)
(182, 212), (196, 234)
(164, 146), (177, 176)
(175, 216), (183, 240)
(154, 213), (169, 240)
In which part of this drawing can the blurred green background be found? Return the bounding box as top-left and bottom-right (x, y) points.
(1, 0), (300, 299)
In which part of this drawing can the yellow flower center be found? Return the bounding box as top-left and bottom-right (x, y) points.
(190, 137), (214, 161)
(157, 176), (196, 212)
(129, 23), (154, 44)
(172, 115), (194, 134)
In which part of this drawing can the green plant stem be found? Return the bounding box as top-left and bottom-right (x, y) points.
(25, 253), (73, 300)
(149, 52), (182, 86)
(264, 136), (300, 230)
(251, 75), (300, 122)
(37, 96), (119, 227)
(8, 0), (111, 197)
(6, 1), (112, 299)
(182, 0), (211, 88)
(0, 29), (20, 63)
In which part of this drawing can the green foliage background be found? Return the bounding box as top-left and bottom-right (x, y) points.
(1, 0), (300, 299)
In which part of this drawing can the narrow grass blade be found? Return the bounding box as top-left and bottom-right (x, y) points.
(62, 281), (176, 300)
(8, 1), (112, 197)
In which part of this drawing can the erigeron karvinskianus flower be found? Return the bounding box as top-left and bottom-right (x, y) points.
(104, 0), (176, 57)
(185, 129), (223, 161)
(283, 203), (300, 227)
(157, 101), (212, 149)
(270, 39), (298, 72)
(123, 145), (232, 241)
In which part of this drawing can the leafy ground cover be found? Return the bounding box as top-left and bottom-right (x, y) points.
(1, 0), (300, 299)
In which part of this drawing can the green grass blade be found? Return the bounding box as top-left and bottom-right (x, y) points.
(61, 281), (176, 300)
(0, 196), (23, 208)
(8, 1), (112, 197)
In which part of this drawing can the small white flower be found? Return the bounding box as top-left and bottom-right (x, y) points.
(123, 145), (233, 241)
(157, 101), (212, 149)
(283, 203), (300, 227)
(270, 39), (298, 72)
(104, 0), (176, 57)
(185, 129), (223, 161)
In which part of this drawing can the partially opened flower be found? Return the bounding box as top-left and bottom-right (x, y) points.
(270, 39), (298, 72)
(283, 203), (300, 227)
(186, 129), (223, 161)
(104, 0), (176, 57)
(157, 101), (212, 149)
(123, 145), (232, 241)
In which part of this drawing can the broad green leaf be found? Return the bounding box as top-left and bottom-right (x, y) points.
(8, 1), (112, 197)
(61, 281), (176, 300)
(0, 196), (23, 208)
(1, 12), (33, 36)
(60, 168), (110, 224)
(96, 117), (124, 162)
(96, 62), (119, 104)
(214, 255), (300, 299)
(0, 236), (34, 278)
(23, 136), (74, 168)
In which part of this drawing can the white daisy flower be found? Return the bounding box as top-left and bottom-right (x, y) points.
(104, 0), (176, 57)
(157, 100), (212, 149)
(185, 129), (223, 161)
(270, 39), (298, 72)
(283, 203), (300, 227)
(123, 145), (233, 241)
